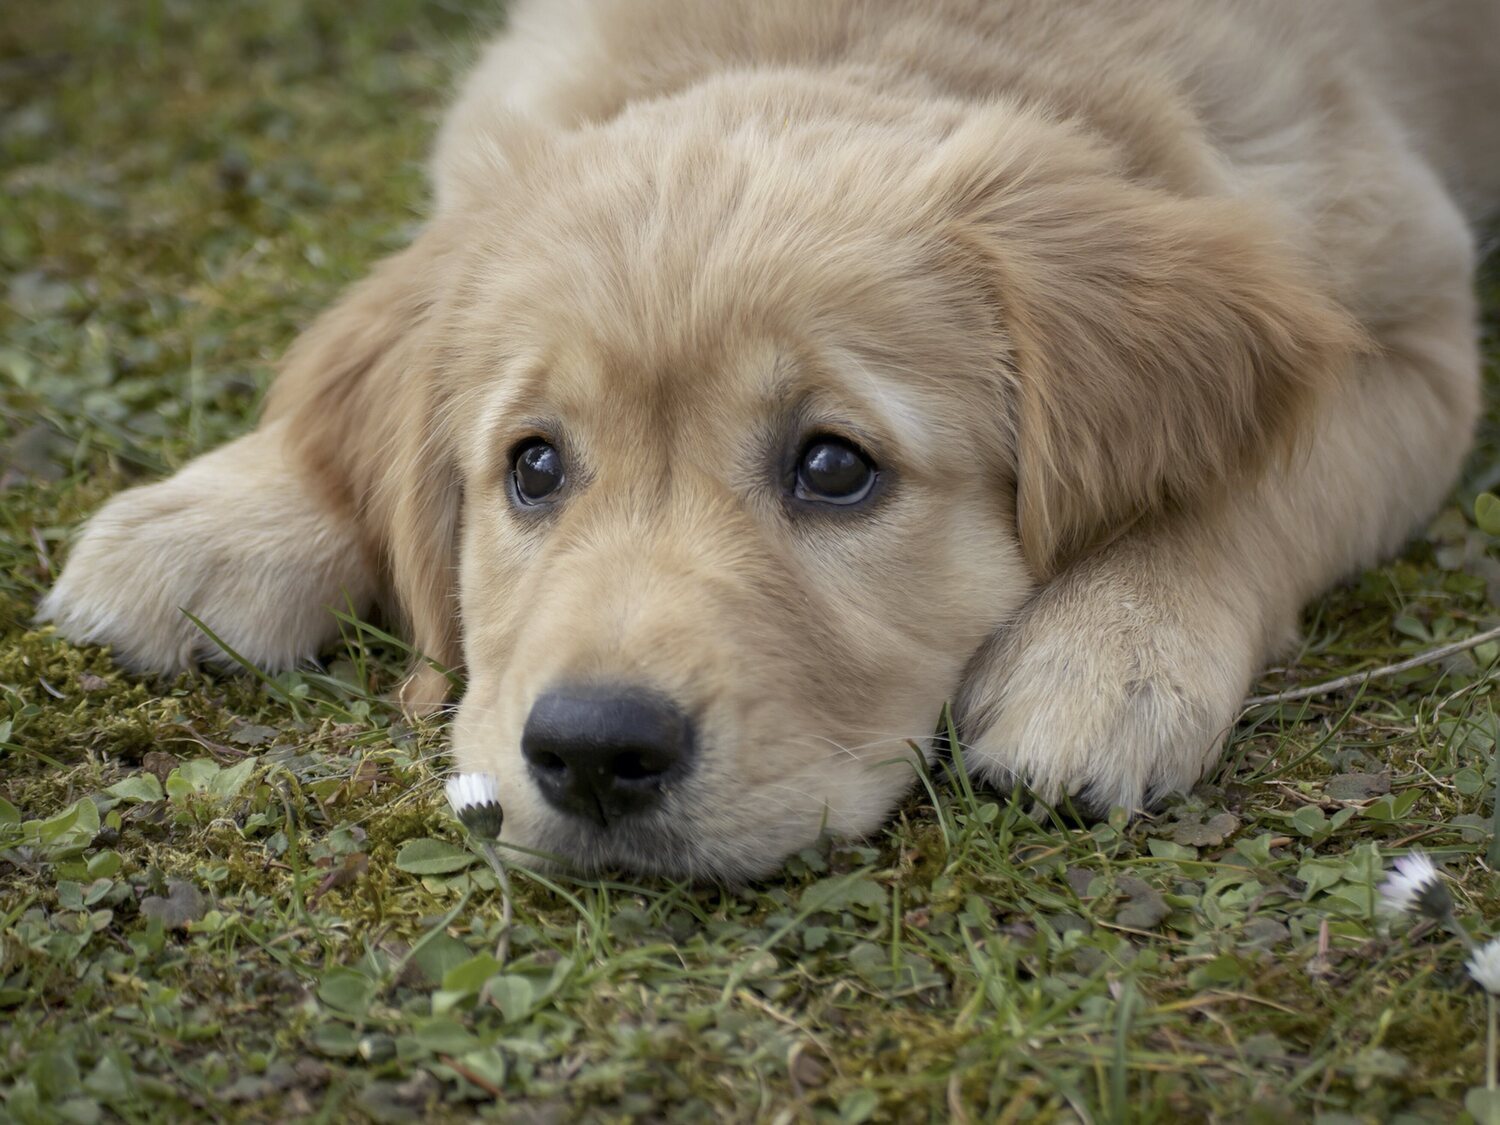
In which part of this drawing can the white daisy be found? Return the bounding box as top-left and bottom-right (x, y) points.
(1378, 851), (1451, 921)
(1469, 938), (1500, 995)
(445, 772), (504, 839)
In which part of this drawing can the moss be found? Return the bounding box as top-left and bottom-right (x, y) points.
(3, 0), (1500, 1119)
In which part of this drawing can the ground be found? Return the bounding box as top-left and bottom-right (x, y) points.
(2, 1), (1500, 1121)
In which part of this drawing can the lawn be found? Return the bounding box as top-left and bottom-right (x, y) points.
(3, 1), (1500, 1120)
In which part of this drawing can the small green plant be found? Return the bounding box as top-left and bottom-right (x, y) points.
(2, 0), (1499, 1118)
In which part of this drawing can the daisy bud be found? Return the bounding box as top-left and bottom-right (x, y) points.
(1378, 851), (1454, 923)
(1469, 937), (1500, 995)
(445, 772), (505, 840)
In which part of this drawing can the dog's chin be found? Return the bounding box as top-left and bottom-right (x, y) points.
(472, 747), (915, 882)
(507, 807), (823, 884)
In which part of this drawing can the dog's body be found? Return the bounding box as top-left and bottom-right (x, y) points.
(40, 1), (1500, 877)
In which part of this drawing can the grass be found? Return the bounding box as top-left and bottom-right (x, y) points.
(3, 1), (1500, 1120)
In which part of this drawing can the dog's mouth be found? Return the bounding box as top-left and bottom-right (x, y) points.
(523, 810), (718, 878)
(497, 749), (844, 882)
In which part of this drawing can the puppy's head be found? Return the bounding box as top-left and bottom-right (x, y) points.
(283, 85), (1356, 878)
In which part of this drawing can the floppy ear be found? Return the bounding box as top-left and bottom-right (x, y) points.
(262, 229), (464, 710)
(928, 108), (1364, 577)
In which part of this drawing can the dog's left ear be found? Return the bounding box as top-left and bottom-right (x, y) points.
(264, 226), (465, 711)
(924, 108), (1364, 577)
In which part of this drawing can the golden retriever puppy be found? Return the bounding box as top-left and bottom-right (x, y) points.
(40, 0), (1500, 877)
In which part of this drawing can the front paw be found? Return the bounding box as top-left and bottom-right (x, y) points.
(953, 555), (1258, 812)
(37, 428), (373, 675)
(40, 477), (243, 673)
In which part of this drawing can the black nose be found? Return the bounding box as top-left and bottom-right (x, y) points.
(521, 685), (695, 825)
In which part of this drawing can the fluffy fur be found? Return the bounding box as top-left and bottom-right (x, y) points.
(40, 0), (1500, 877)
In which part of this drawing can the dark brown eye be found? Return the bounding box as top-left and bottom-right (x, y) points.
(794, 436), (877, 505)
(512, 440), (565, 505)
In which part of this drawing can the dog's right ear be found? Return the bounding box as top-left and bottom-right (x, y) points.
(919, 106), (1362, 578)
(263, 227), (464, 711)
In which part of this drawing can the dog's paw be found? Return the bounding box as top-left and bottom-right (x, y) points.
(37, 428), (374, 675)
(953, 550), (1259, 812)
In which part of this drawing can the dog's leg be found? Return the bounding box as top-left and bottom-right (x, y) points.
(955, 240), (1483, 811)
(38, 418), (378, 674)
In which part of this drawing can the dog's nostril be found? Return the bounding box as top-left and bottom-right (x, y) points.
(610, 751), (658, 781)
(520, 684), (695, 824)
(530, 749), (569, 776)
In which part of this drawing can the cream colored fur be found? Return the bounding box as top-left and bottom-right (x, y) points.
(39, 0), (1500, 877)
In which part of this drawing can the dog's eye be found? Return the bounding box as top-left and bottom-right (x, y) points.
(794, 436), (877, 505)
(512, 440), (565, 505)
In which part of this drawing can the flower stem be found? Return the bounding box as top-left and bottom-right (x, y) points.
(481, 842), (515, 966)
(1489, 994), (1497, 1092)
(1443, 909), (1478, 954)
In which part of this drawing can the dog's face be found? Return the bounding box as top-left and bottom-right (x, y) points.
(432, 101), (1035, 878)
(448, 331), (1028, 878)
(296, 87), (1352, 878)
